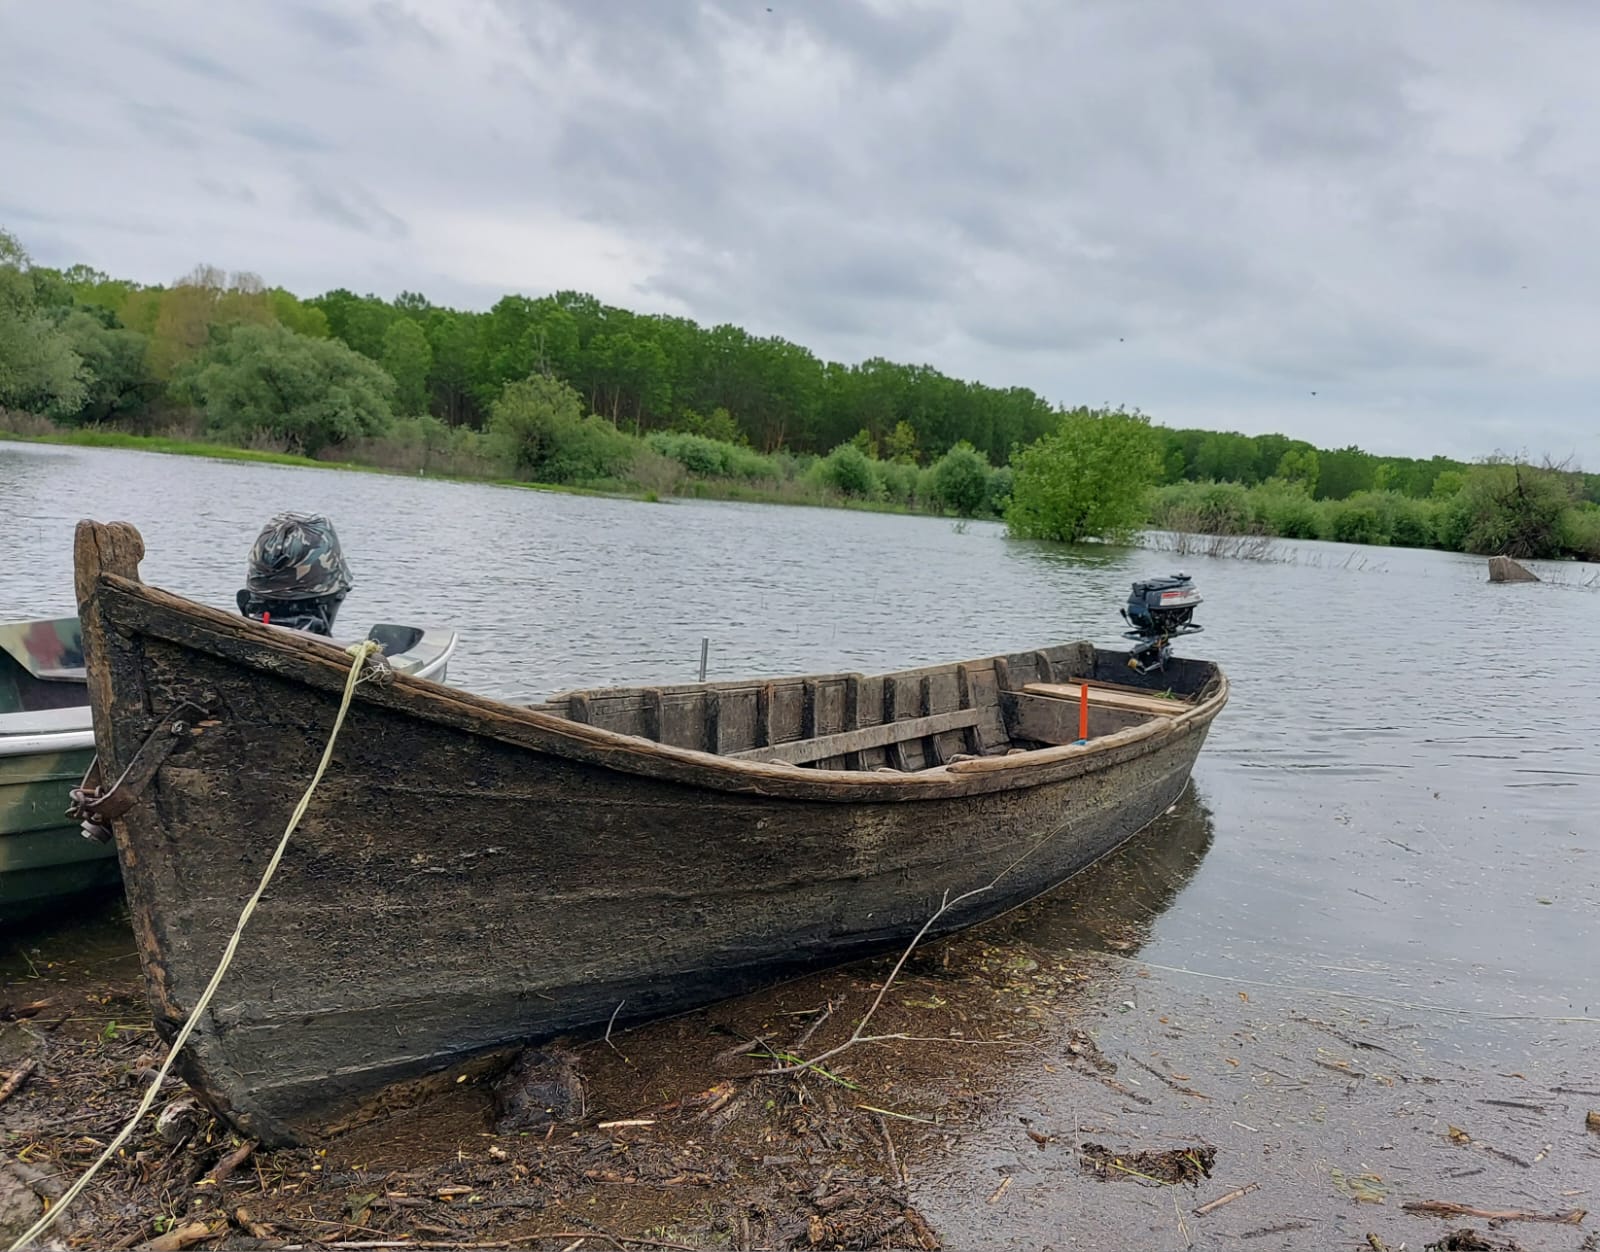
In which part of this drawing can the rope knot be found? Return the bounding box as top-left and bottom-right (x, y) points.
(346, 638), (394, 688)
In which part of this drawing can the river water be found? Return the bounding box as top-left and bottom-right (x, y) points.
(7, 440), (1600, 1248)
(3, 439), (1597, 1044)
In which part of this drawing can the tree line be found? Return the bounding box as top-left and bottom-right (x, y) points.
(3, 224), (1598, 558)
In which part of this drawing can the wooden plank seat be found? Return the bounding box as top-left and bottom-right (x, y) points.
(729, 707), (984, 766)
(1023, 681), (1188, 719)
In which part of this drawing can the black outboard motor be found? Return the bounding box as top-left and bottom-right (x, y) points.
(236, 512), (353, 637)
(1119, 572), (1202, 675)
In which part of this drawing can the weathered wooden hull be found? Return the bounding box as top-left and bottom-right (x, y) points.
(74, 521), (1227, 1147)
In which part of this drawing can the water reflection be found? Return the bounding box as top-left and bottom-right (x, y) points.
(988, 786), (1215, 957)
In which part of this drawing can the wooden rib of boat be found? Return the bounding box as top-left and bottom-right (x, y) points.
(74, 520), (1229, 1147)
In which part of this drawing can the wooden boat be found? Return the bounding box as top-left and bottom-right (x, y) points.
(73, 520), (1228, 1146)
(0, 608), (458, 929)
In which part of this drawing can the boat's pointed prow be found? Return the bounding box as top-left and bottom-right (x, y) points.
(73, 520), (145, 606)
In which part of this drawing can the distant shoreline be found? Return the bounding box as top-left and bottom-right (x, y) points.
(0, 427), (943, 518)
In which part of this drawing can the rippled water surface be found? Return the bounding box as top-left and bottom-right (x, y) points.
(4, 441), (1597, 1052)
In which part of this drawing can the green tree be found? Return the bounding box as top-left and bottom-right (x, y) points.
(58, 311), (154, 424)
(1194, 431), (1261, 484)
(180, 323), (394, 455)
(381, 318), (433, 415)
(1006, 407), (1161, 543)
(489, 373), (635, 483)
(424, 309), (481, 427)
(931, 441), (991, 516)
(1316, 445), (1378, 500)
(268, 289), (330, 338)
(0, 229), (87, 417)
(1275, 446), (1319, 494)
(883, 418), (920, 463)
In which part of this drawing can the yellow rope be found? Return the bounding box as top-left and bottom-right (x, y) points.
(9, 640), (382, 1252)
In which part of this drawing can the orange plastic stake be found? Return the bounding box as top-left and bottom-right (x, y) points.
(1079, 684), (1089, 742)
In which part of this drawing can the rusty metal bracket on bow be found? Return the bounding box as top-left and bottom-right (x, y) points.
(70, 702), (215, 844)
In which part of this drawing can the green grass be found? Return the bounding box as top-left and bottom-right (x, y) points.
(2, 426), (343, 468)
(0, 426), (958, 518)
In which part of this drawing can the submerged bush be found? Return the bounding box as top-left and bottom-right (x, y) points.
(929, 441), (992, 517)
(1448, 461), (1574, 558)
(1007, 407), (1161, 543)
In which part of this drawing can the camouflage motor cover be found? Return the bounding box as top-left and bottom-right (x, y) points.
(245, 512), (354, 600)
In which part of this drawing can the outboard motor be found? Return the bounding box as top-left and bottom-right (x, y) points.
(1119, 572), (1203, 675)
(236, 512), (353, 637)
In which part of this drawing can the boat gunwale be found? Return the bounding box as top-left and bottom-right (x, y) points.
(92, 570), (1229, 801)
(0, 726), (96, 757)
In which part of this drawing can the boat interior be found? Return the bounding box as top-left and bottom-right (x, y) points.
(0, 617), (85, 718)
(534, 642), (1220, 771)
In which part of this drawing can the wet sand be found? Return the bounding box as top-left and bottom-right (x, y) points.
(915, 962), (1598, 1251)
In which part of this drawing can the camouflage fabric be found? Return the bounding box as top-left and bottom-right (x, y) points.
(245, 513), (353, 601)
(0, 617), (84, 681)
(1, 743), (118, 926)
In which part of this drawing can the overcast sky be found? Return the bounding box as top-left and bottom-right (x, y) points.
(3, 1), (1596, 465)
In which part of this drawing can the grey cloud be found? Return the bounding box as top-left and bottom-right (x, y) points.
(196, 178), (258, 206)
(757, 0), (956, 78)
(127, 103), (205, 149)
(370, 1), (444, 48)
(146, 40), (252, 85)
(235, 116), (333, 153)
(299, 180), (408, 239)
(288, 3), (369, 50)
(4, 0), (1600, 464)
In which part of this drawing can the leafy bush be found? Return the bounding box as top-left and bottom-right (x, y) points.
(490, 373), (636, 483)
(1148, 480), (1253, 534)
(1325, 499), (1385, 544)
(814, 442), (883, 499)
(873, 458), (919, 504)
(180, 323), (393, 456)
(1253, 481), (1322, 539)
(630, 446), (687, 497)
(645, 431), (778, 481)
(668, 406), (744, 445)
(1449, 461), (1573, 558)
(987, 465), (1015, 517)
(1560, 503), (1600, 560)
(1007, 407), (1161, 543)
(930, 441), (992, 517)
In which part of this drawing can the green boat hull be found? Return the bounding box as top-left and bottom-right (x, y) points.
(0, 744), (120, 928)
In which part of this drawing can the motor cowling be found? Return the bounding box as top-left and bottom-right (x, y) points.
(1119, 573), (1203, 675)
(1123, 573), (1203, 638)
(236, 512), (353, 636)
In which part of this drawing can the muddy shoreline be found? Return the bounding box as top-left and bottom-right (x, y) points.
(5, 893), (1595, 1251)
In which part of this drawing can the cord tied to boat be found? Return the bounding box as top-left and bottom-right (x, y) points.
(9, 639), (386, 1252)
